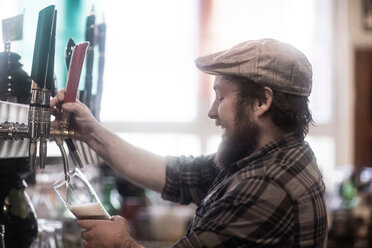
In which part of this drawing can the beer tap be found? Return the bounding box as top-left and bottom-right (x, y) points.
(51, 41), (89, 183)
(39, 7), (56, 170)
(64, 38), (84, 169)
(82, 7), (96, 110)
(29, 5), (56, 171)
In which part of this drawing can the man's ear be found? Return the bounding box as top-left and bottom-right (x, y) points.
(253, 87), (273, 117)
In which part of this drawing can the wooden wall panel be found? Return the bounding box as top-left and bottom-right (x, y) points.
(355, 49), (372, 167)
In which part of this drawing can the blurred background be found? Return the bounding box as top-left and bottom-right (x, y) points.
(0, 0), (371, 247)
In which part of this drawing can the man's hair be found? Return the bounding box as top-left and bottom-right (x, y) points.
(233, 77), (314, 137)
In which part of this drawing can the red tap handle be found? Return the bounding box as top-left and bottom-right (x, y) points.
(64, 42), (90, 103)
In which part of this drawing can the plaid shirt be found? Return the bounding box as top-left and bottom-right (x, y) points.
(162, 132), (328, 247)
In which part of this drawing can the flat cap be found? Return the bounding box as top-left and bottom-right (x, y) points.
(195, 38), (312, 96)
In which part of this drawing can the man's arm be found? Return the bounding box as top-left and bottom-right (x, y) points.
(86, 119), (166, 192)
(50, 90), (166, 193)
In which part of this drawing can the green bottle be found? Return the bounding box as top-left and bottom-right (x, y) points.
(102, 177), (121, 216)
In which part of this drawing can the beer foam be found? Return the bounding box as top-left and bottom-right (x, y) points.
(68, 202), (110, 220)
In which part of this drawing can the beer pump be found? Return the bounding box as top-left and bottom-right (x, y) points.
(0, 5), (88, 183)
(63, 38), (85, 170)
(51, 41), (89, 182)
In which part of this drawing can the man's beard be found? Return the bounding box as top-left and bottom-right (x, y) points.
(215, 116), (260, 171)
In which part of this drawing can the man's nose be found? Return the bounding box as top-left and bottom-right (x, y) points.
(208, 101), (218, 119)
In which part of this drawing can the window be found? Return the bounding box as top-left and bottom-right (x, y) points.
(100, 0), (198, 122)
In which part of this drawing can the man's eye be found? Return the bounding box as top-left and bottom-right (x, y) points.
(217, 97), (224, 101)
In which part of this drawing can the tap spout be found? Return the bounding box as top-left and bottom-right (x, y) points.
(56, 137), (70, 183)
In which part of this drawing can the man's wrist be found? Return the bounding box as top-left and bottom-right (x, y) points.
(86, 122), (105, 148)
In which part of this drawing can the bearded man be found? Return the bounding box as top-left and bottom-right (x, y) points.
(51, 38), (328, 248)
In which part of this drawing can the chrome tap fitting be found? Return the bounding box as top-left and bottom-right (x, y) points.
(39, 89), (51, 169)
(28, 86), (41, 170)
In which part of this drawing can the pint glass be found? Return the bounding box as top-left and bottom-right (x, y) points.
(53, 168), (110, 220)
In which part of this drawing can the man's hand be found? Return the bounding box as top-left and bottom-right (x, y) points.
(50, 89), (99, 143)
(77, 216), (143, 248)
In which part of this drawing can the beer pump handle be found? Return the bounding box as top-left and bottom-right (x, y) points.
(64, 42), (90, 104)
(59, 41), (89, 182)
(61, 41), (89, 127)
(64, 38), (84, 168)
(82, 8), (95, 110)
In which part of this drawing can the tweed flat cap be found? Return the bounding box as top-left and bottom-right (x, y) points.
(195, 38), (312, 96)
